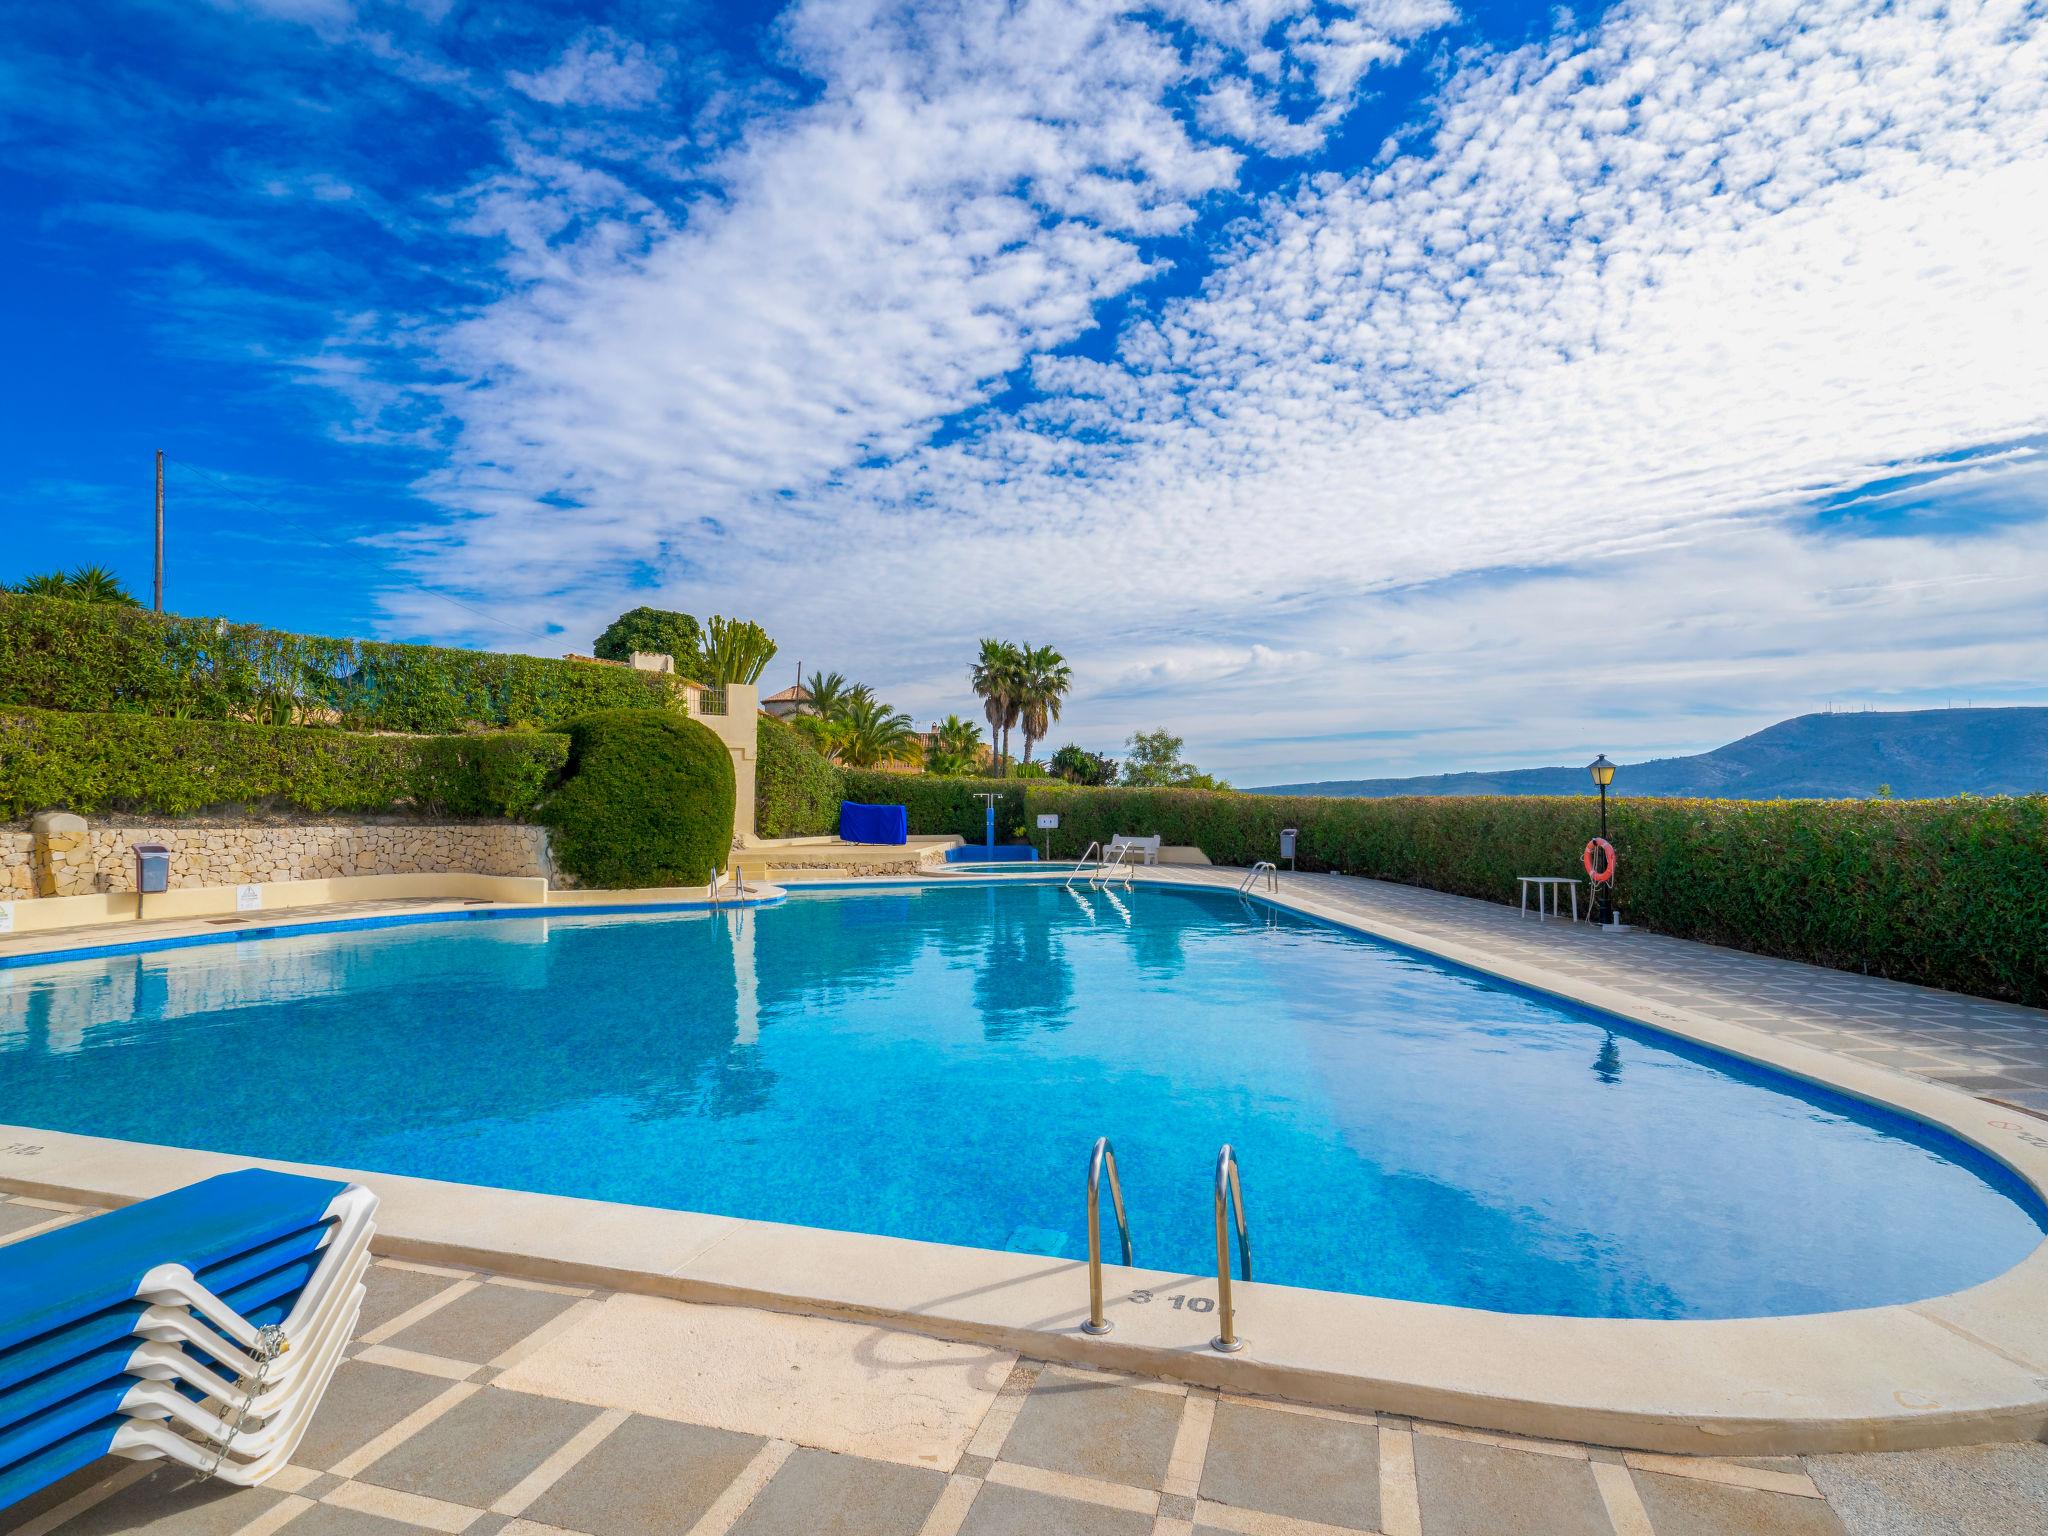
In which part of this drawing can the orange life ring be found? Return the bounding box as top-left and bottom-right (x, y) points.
(1582, 837), (1616, 884)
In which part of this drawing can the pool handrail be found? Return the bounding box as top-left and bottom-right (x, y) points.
(1237, 862), (1278, 895)
(1064, 843), (1102, 890)
(1212, 1144), (1251, 1353)
(1082, 1137), (1132, 1336)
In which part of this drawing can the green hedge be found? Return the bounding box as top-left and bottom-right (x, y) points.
(0, 594), (675, 731)
(539, 710), (734, 887)
(0, 708), (567, 819)
(1018, 784), (2048, 1005)
(840, 771), (1026, 843)
(755, 716), (843, 837)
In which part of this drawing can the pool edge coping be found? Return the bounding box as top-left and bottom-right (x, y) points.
(5, 869), (2048, 1456)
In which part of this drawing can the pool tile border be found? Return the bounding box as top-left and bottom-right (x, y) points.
(4, 872), (2048, 1456)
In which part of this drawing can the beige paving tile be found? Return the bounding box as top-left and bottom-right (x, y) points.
(321, 1480), (480, 1534)
(492, 1292), (1013, 1469)
(293, 1362), (464, 1475)
(27, 1465), (286, 1536)
(985, 1460), (1160, 1516)
(357, 1264), (469, 1337)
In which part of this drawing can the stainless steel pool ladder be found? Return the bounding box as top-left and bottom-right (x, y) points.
(1065, 843), (1102, 891)
(1237, 861), (1278, 895)
(1212, 1144), (1251, 1352)
(1083, 1137), (1133, 1335)
(1066, 842), (1137, 892)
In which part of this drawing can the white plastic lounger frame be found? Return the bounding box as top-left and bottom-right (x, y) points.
(131, 1185), (376, 1358)
(133, 1234), (372, 1389)
(114, 1297), (358, 1458)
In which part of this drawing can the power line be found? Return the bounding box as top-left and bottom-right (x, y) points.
(169, 459), (557, 644)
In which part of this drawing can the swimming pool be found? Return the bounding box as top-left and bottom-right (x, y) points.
(3, 882), (2040, 1319)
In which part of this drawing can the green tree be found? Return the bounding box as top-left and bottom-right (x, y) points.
(970, 638), (1023, 775)
(1049, 743), (1116, 785)
(1014, 644), (1072, 769)
(1120, 728), (1230, 790)
(593, 606), (703, 673)
(927, 713), (985, 776)
(8, 565), (142, 605)
(833, 692), (922, 768)
(699, 616), (778, 685)
(802, 670), (854, 719)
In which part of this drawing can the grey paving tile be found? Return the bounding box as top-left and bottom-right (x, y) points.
(729, 1448), (945, 1536)
(999, 1370), (1182, 1490)
(46, 1465), (286, 1536)
(1808, 1443), (2048, 1535)
(1199, 1402), (1377, 1530)
(277, 1504), (434, 1536)
(357, 1385), (601, 1507)
(1412, 1434), (1608, 1536)
(957, 1482), (1153, 1536)
(524, 1414), (765, 1536)
(1634, 1471), (1845, 1535)
(383, 1282), (577, 1365)
(357, 1265), (466, 1336)
(0, 1202), (74, 1243)
(293, 1361), (455, 1472)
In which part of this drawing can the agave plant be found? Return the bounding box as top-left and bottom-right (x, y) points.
(64, 564), (143, 606)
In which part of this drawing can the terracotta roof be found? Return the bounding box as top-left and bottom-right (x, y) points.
(763, 684), (811, 703)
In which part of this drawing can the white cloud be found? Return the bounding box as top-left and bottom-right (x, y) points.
(509, 29), (667, 109)
(370, 0), (2048, 777)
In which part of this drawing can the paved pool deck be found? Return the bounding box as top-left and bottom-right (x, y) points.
(6, 1196), (2045, 1536)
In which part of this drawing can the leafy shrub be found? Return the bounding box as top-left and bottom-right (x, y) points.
(840, 771), (1024, 842)
(594, 606), (703, 674)
(1021, 784), (2048, 1005)
(539, 710), (734, 887)
(756, 715), (843, 837)
(0, 708), (567, 819)
(0, 593), (676, 731)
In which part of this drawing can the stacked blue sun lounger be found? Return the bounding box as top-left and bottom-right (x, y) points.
(0, 1169), (376, 1510)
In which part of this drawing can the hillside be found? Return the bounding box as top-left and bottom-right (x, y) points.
(1251, 707), (2048, 800)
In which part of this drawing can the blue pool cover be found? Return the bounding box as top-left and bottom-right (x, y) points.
(838, 801), (907, 845)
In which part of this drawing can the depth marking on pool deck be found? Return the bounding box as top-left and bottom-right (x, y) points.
(5, 867), (2048, 1456)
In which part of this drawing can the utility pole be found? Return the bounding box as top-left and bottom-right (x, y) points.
(153, 451), (164, 613)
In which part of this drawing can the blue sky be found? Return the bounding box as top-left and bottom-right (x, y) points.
(5, 0), (2046, 785)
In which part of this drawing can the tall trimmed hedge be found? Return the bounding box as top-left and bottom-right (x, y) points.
(840, 771), (1025, 843)
(0, 594), (675, 731)
(755, 716), (843, 837)
(539, 711), (734, 887)
(0, 708), (567, 820)
(1016, 784), (2048, 1005)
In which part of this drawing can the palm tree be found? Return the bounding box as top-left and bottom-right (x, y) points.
(926, 713), (985, 776)
(969, 639), (1023, 776)
(1014, 644), (1073, 769)
(65, 565), (142, 606)
(834, 694), (922, 768)
(803, 670), (853, 720)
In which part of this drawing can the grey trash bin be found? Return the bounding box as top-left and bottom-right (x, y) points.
(1279, 828), (1298, 863)
(133, 844), (172, 895)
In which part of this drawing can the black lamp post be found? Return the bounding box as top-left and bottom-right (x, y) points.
(1587, 754), (1615, 926)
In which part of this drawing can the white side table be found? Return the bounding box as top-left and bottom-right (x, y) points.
(1519, 876), (1581, 922)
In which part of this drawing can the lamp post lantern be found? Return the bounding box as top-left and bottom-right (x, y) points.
(1587, 754), (1616, 926)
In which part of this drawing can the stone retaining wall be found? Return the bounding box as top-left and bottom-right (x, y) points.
(14, 817), (551, 898)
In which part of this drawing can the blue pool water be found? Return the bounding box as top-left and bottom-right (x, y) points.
(2, 883), (2040, 1318)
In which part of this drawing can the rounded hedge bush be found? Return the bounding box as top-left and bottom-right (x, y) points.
(539, 709), (734, 888)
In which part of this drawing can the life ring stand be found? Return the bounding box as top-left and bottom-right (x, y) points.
(1582, 837), (1617, 885)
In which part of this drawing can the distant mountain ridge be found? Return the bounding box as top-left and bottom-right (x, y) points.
(1250, 708), (2048, 800)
